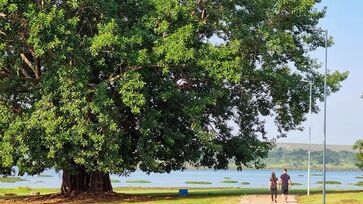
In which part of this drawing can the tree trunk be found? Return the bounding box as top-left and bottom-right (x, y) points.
(61, 166), (112, 195)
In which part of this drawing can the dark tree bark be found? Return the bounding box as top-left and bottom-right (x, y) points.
(61, 166), (112, 195)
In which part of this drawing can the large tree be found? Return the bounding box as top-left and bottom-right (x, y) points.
(0, 0), (347, 194)
(353, 140), (363, 170)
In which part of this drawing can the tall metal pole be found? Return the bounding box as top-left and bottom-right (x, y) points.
(302, 79), (313, 196)
(308, 81), (312, 196)
(322, 29), (328, 204)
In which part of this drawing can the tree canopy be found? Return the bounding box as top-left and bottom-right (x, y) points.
(353, 94), (363, 169)
(354, 140), (363, 170)
(0, 0), (347, 193)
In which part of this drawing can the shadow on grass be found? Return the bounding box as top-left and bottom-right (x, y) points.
(0, 193), (239, 204)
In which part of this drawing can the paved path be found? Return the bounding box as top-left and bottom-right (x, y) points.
(240, 194), (298, 204)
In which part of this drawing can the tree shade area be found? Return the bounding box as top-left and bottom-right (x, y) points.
(0, 0), (347, 194)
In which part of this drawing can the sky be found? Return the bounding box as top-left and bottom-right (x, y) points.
(277, 0), (363, 145)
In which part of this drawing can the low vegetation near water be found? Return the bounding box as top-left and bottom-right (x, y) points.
(316, 180), (341, 185)
(221, 180), (239, 184)
(0, 177), (27, 183)
(126, 180), (151, 184)
(111, 179), (120, 183)
(292, 182), (302, 186)
(37, 174), (53, 178)
(240, 182), (250, 185)
(185, 181), (212, 185)
(353, 181), (363, 186)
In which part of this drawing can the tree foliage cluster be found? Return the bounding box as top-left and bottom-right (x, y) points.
(353, 140), (363, 170)
(0, 0), (347, 193)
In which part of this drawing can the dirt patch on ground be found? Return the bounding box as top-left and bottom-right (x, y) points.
(240, 194), (298, 204)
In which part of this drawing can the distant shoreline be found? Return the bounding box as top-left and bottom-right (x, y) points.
(276, 142), (355, 152)
(182, 167), (361, 171)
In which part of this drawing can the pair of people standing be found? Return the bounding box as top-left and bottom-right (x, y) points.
(269, 169), (291, 203)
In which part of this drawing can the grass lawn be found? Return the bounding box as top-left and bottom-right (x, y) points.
(0, 187), (58, 195)
(298, 192), (363, 204)
(116, 195), (241, 204)
(0, 188), (246, 203)
(0, 187), (362, 203)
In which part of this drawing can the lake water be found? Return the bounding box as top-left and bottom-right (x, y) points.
(1, 169), (363, 190)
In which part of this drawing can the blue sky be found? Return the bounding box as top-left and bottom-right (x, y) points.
(278, 0), (363, 145)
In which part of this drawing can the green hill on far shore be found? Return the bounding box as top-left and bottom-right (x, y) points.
(276, 143), (355, 152)
(185, 143), (357, 171)
(263, 143), (357, 170)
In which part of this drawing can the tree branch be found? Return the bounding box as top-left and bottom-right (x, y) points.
(20, 53), (34, 70)
(108, 66), (143, 82)
(207, 123), (224, 139)
(0, 68), (10, 77)
(20, 67), (33, 80)
(1, 65), (36, 82)
(34, 56), (41, 79)
(20, 53), (40, 79)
